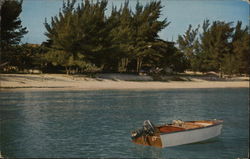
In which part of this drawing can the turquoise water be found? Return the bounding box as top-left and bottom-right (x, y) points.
(0, 88), (249, 158)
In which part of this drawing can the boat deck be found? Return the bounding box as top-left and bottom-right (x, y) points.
(158, 121), (216, 133)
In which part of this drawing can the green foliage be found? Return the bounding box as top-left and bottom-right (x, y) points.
(132, 1), (170, 72)
(0, 0), (28, 69)
(1, 44), (46, 72)
(0, 0), (28, 47)
(2, 0), (248, 76)
(44, 0), (108, 74)
(178, 20), (249, 76)
(177, 24), (200, 71)
(44, 0), (178, 74)
(203, 21), (234, 73)
(231, 22), (250, 74)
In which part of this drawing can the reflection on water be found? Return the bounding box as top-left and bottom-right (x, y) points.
(0, 88), (249, 158)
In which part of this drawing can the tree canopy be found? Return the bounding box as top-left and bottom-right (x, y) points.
(43, 0), (180, 74)
(1, 0), (27, 47)
(0, 0), (28, 68)
(177, 20), (249, 76)
(1, 0), (248, 76)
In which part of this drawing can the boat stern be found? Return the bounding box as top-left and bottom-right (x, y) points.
(131, 133), (163, 148)
(131, 120), (163, 148)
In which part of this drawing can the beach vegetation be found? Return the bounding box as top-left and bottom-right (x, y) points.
(0, 0), (28, 69)
(42, 0), (183, 74)
(0, 0), (249, 77)
(177, 20), (250, 77)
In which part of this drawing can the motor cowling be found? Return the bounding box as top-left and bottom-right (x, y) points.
(143, 120), (155, 136)
(131, 120), (156, 140)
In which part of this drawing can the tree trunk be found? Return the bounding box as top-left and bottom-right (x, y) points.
(136, 57), (143, 73)
(118, 58), (129, 72)
(65, 66), (69, 75)
(219, 64), (223, 78)
(124, 58), (128, 72)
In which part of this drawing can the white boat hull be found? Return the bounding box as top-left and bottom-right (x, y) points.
(160, 123), (223, 147)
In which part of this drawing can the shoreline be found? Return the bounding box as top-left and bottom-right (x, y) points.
(0, 74), (249, 91)
(0, 85), (249, 92)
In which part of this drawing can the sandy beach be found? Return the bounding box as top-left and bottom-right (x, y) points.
(0, 74), (249, 91)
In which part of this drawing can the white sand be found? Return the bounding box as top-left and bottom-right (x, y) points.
(0, 74), (249, 91)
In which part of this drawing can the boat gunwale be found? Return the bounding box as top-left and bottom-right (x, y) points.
(159, 121), (223, 135)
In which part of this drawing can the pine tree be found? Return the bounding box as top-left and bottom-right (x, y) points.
(108, 1), (134, 72)
(232, 21), (250, 75)
(177, 24), (200, 72)
(1, 0), (28, 67)
(180, 20), (249, 76)
(44, 0), (109, 74)
(43, 0), (171, 74)
(132, 1), (169, 73)
(44, 0), (78, 74)
(0, 0), (28, 47)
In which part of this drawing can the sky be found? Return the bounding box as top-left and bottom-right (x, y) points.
(20, 0), (249, 44)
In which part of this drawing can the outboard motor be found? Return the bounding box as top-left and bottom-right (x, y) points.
(143, 120), (155, 136)
(131, 128), (144, 140)
(131, 120), (156, 140)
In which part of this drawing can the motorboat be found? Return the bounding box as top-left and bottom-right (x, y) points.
(131, 119), (223, 148)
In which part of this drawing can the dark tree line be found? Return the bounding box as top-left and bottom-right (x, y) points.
(0, 0), (28, 69)
(177, 20), (250, 76)
(42, 0), (185, 74)
(1, 0), (249, 76)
